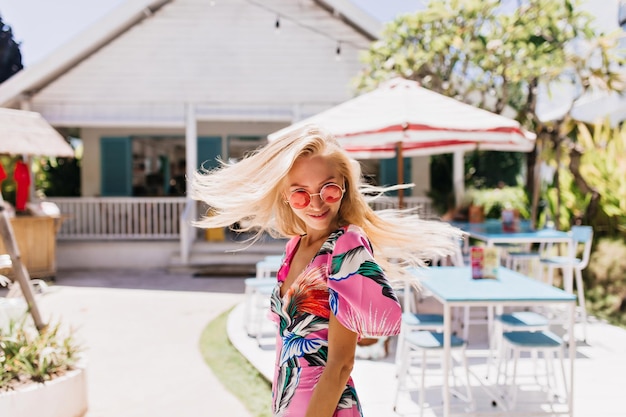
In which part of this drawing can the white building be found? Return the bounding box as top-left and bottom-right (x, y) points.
(0, 0), (434, 270)
(0, 0), (621, 271)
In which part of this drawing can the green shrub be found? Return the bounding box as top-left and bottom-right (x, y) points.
(0, 317), (82, 391)
(587, 238), (626, 326)
(466, 186), (530, 219)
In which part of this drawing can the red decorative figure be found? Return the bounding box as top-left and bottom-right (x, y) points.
(13, 158), (30, 211)
(0, 162), (6, 184)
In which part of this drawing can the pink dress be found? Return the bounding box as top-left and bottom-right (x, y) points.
(269, 225), (402, 417)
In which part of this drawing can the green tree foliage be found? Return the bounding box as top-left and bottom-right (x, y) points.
(465, 150), (524, 189)
(587, 238), (626, 326)
(541, 120), (626, 326)
(35, 156), (81, 197)
(354, 0), (614, 118)
(0, 153), (80, 203)
(354, 0), (625, 228)
(429, 151), (523, 213)
(0, 15), (23, 82)
(429, 154), (454, 213)
(0, 156), (19, 206)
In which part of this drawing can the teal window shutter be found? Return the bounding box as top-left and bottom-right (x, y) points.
(101, 137), (132, 196)
(380, 157), (412, 196)
(197, 137), (222, 171)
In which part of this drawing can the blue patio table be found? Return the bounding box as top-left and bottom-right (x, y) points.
(452, 220), (572, 248)
(452, 220), (575, 299)
(407, 266), (577, 417)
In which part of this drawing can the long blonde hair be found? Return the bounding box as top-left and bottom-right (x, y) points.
(190, 125), (462, 277)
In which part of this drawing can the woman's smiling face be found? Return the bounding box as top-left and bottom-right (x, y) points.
(284, 155), (343, 235)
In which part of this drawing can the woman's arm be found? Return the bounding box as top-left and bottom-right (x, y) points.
(305, 312), (358, 417)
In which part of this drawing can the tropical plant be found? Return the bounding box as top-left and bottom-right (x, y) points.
(574, 120), (626, 234)
(542, 168), (589, 230)
(586, 237), (626, 326)
(0, 317), (82, 391)
(538, 119), (626, 233)
(354, 0), (625, 229)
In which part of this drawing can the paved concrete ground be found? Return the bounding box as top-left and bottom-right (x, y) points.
(37, 268), (254, 417)
(29, 268), (626, 417)
(230, 293), (626, 417)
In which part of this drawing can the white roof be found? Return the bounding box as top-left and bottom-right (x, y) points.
(0, 0), (380, 110)
(0, 0), (164, 108)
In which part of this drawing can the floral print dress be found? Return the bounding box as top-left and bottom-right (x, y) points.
(269, 225), (402, 417)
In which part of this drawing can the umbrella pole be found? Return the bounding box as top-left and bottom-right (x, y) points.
(396, 141), (404, 209)
(453, 151), (465, 206)
(0, 204), (47, 332)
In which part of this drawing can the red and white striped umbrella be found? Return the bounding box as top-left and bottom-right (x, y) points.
(269, 78), (535, 205)
(269, 77), (534, 158)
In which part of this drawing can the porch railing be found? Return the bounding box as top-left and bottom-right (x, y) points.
(49, 195), (436, 265)
(49, 197), (186, 240)
(368, 196), (436, 218)
(48, 195), (436, 252)
(179, 198), (197, 264)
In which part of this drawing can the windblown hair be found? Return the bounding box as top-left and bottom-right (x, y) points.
(190, 125), (462, 278)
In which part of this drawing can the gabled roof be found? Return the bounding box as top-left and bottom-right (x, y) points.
(0, 0), (380, 108)
(0, 0), (165, 107)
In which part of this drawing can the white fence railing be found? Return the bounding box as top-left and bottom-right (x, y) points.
(48, 195), (436, 244)
(368, 196), (436, 218)
(49, 197), (187, 240)
(179, 198), (197, 263)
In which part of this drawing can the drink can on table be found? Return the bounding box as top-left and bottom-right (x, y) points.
(470, 247), (484, 279)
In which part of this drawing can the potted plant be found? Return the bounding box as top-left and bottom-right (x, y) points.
(464, 188), (485, 223)
(467, 187), (529, 220)
(0, 316), (87, 417)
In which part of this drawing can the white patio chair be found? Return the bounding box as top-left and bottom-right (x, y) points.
(486, 310), (550, 380)
(394, 278), (444, 374)
(243, 277), (276, 346)
(255, 255), (283, 279)
(394, 330), (474, 416)
(496, 330), (568, 410)
(502, 241), (550, 275)
(539, 225), (593, 341)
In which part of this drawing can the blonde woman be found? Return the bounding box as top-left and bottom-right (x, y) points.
(191, 125), (460, 417)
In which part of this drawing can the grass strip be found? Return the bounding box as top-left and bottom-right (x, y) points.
(199, 307), (273, 417)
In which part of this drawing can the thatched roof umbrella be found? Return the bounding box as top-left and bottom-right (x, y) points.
(0, 108), (73, 331)
(0, 108), (74, 157)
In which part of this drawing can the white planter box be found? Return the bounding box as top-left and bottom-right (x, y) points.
(0, 364), (88, 417)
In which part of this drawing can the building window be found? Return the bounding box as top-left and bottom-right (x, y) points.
(131, 136), (185, 197)
(227, 136), (265, 162)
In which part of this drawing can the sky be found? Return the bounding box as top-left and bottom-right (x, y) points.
(0, 0), (427, 67)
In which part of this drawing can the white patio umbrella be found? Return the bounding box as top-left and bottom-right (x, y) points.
(269, 78), (535, 206)
(0, 108), (74, 157)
